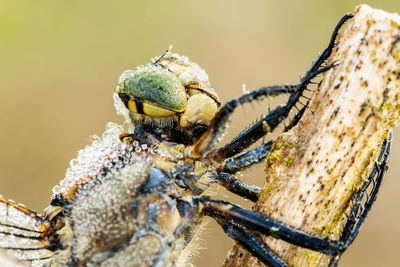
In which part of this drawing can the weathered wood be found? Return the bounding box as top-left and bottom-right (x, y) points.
(223, 4), (400, 267)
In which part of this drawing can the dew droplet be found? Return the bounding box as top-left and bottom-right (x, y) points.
(70, 159), (78, 167)
(52, 185), (61, 194)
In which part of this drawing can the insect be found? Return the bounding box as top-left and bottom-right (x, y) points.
(0, 13), (392, 267)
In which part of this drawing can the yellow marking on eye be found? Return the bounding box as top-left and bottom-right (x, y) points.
(128, 100), (138, 113)
(143, 102), (176, 117)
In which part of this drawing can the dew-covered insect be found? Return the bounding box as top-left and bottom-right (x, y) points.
(0, 13), (392, 267)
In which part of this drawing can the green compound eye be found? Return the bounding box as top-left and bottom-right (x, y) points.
(118, 65), (187, 117)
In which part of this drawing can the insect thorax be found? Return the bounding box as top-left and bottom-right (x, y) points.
(46, 122), (210, 266)
(41, 52), (224, 266)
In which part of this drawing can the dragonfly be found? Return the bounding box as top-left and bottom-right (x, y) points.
(0, 13), (392, 267)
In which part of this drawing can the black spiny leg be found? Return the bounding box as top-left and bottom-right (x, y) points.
(201, 64), (334, 159)
(222, 141), (272, 174)
(214, 172), (261, 202)
(197, 134), (392, 266)
(206, 13), (353, 160)
(328, 134), (392, 266)
(193, 13), (353, 157)
(213, 112), (307, 200)
(286, 13), (353, 108)
(219, 220), (289, 267)
(193, 84), (301, 156)
(199, 196), (344, 255)
(213, 142), (272, 202)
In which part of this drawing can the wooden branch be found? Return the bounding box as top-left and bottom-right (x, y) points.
(223, 4), (400, 267)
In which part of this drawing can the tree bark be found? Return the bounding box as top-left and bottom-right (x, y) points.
(223, 4), (400, 267)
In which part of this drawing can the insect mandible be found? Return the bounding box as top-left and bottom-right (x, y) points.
(0, 13), (392, 267)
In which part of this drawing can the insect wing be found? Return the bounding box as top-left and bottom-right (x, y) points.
(0, 250), (27, 266)
(0, 197), (53, 266)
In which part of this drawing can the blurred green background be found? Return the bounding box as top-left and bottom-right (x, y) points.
(0, 1), (399, 266)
